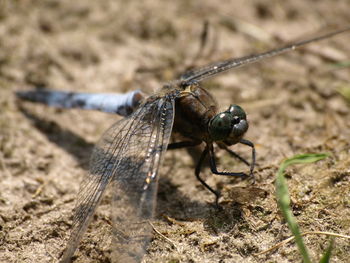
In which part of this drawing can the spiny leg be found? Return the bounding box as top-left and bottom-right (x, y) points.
(167, 140), (221, 206)
(221, 146), (250, 167)
(239, 139), (256, 181)
(195, 145), (221, 207)
(208, 144), (247, 177)
(167, 140), (201, 150)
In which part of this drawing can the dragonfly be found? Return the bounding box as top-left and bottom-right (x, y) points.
(16, 27), (350, 263)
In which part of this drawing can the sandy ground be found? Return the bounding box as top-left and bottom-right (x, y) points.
(1, 0), (350, 262)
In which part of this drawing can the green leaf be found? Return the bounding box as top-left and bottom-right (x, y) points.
(338, 85), (350, 102)
(319, 238), (334, 263)
(330, 60), (350, 69)
(275, 153), (330, 263)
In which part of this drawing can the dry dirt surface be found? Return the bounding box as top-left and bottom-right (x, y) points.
(1, 1), (350, 263)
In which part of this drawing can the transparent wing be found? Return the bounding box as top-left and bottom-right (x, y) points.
(180, 27), (350, 84)
(60, 93), (175, 263)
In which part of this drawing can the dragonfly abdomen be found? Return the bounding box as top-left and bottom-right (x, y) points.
(16, 89), (144, 116)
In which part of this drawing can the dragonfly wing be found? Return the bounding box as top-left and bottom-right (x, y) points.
(180, 27), (350, 85)
(110, 94), (175, 262)
(60, 93), (175, 263)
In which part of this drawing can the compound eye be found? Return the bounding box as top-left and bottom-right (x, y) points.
(228, 104), (246, 120)
(208, 113), (233, 141)
(215, 113), (232, 128)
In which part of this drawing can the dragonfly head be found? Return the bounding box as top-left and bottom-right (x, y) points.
(208, 104), (248, 145)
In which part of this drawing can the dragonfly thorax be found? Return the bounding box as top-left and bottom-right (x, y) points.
(208, 104), (248, 145)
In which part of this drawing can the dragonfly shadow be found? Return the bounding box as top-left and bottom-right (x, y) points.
(18, 105), (93, 170)
(157, 175), (211, 219)
(156, 176), (248, 235)
(155, 152), (249, 229)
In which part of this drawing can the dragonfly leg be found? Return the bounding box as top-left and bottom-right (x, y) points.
(208, 144), (248, 178)
(195, 145), (221, 207)
(221, 146), (250, 167)
(239, 139), (256, 182)
(167, 140), (201, 150)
